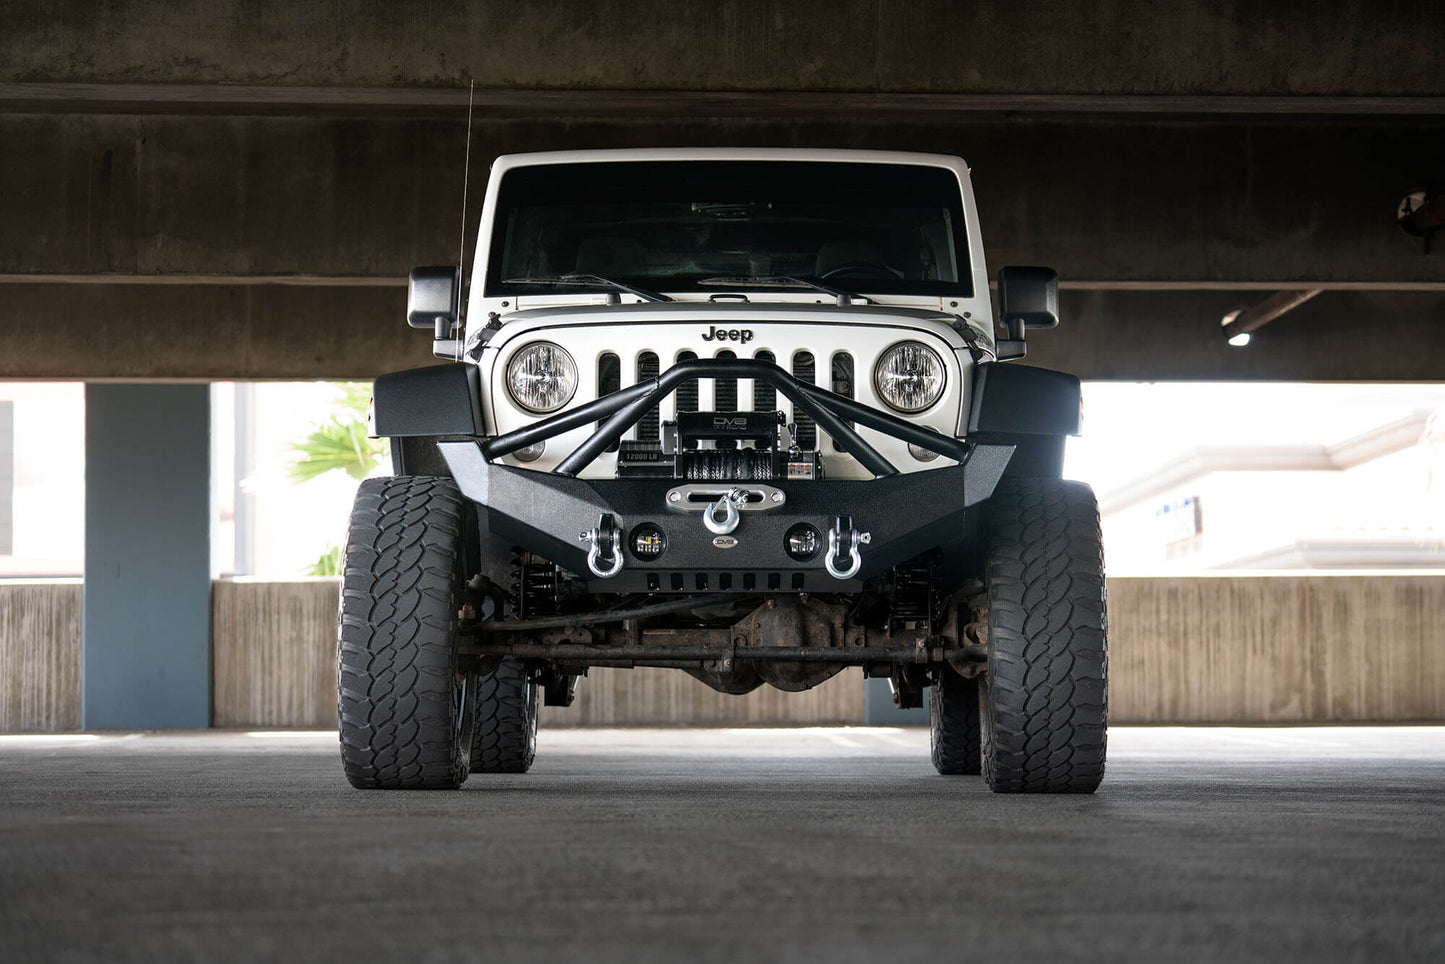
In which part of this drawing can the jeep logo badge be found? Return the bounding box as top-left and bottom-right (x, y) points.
(701, 326), (753, 344)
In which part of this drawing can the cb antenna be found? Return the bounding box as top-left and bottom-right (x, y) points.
(449, 80), (476, 361)
(457, 80), (476, 277)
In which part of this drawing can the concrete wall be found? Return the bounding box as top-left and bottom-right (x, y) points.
(4, 575), (1444, 731)
(0, 580), (82, 732)
(212, 579), (339, 729)
(1110, 575), (1445, 724)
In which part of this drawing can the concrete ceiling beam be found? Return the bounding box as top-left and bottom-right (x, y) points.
(2, 113), (1441, 286)
(4, 1), (1441, 98)
(3, 84), (1444, 118)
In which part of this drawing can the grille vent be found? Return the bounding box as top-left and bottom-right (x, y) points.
(791, 351), (817, 450)
(830, 352), (854, 449)
(753, 350), (777, 414)
(637, 351), (660, 440)
(598, 352), (620, 452)
(676, 351), (699, 413)
(714, 350), (737, 450)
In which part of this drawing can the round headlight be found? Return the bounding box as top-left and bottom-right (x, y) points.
(506, 342), (578, 413)
(874, 341), (946, 413)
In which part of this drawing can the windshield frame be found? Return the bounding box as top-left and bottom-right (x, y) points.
(483, 160), (974, 301)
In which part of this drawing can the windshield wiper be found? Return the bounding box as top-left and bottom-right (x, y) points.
(503, 274), (673, 303)
(698, 275), (875, 306)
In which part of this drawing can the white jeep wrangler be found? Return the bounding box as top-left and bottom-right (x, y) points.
(338, 148), (1107, 793)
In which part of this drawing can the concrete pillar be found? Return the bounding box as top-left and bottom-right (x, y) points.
(83, 384), (211, 729)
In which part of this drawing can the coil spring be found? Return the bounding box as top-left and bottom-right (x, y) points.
(889, 556), (939, 629)
(682, 448), (774, 481)
(509, 549), (560, 619)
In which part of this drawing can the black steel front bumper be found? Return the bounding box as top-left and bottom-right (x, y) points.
(437, 357), (1013, 592)
(440, 441), (1012, 592)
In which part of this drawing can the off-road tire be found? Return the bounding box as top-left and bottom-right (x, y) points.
(469, 660), (539, 773)
(929, 670), (981, 775)
(980, 478), (1108, 794)
(337, 476), (473, 790)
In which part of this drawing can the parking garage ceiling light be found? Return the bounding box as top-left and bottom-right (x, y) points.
(1221, 289), (1323, 348)
(1221, 310), (1252, 347)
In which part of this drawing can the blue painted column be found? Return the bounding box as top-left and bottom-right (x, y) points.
(864, 677), (930, 725)
(84, 384), (211, 729)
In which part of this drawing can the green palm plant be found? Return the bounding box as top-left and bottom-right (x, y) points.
(291, 383), (390, 575)
(290, 383), (388, 482)
(308, 544), (344, 577)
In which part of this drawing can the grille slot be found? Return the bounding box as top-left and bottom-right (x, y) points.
(753, 350), (777, 415)
(676, 350), (699, 414)
(597, 352), (620, 452)
(637, 351), (660, 441)
(831, 352), (854, 399)
(714, 349), (738, 449)
(791, 351), (817, 450)
(830, 351), (854, 450)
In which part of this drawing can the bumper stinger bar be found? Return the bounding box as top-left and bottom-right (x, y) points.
(480, 357), (973, 479)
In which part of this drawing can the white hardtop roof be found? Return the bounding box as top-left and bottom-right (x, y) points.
(490, 147), (969, 173)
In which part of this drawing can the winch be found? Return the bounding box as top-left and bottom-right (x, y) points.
(615, 410), (823, 481)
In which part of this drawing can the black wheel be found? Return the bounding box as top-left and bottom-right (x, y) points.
(469, 660), (539, 773)
(979, 478), (1108, 794)
(337, 476), (474, 790)
(929, 669), (981, 775)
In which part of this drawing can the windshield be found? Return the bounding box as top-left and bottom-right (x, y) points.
(487, 161), (971, 299)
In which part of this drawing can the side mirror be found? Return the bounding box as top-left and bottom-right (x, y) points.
(407, 266), (461, 339)
(995, 266), (1059, 360)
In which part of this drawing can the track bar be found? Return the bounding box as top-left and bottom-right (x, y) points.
(459, 644), (987, 663)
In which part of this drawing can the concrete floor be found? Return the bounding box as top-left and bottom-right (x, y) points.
(1, 728), (1442, 962)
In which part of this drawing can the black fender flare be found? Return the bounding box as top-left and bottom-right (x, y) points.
(967, 362), (1080, 478)
(371, 364), (484, 438)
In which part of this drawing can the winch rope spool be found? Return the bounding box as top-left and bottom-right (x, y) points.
(682, 448), (774, 481)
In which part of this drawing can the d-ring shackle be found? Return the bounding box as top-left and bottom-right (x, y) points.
(579, 513), (624, 578)
(825, 516), (872, 580)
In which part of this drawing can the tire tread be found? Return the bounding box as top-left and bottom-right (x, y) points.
(337, 476), (469, 790)
(930, 671), (982, 775)
(470, 661), (538, 773)
(982, 478), (1108, 794)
